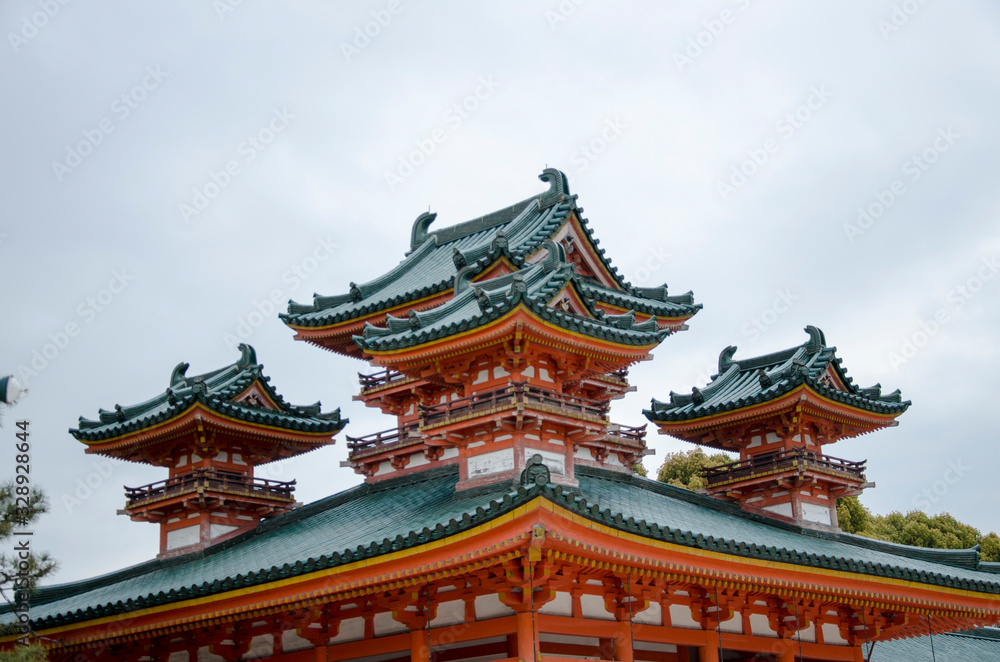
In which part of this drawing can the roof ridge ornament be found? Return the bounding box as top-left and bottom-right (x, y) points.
(691, 387), (705, 406)
(454, 264), (478, 294)
(491, 230), (508, 253)
(349, 282), (363, 303)
(410, 211), (437, 251)
(718, 345), (738, 373)
(170, 362), (189, 386)
(538, 168), (569, 199)
(473, 287), (491, 313)
(237, 343), (257, 368)
(804, 325), (826, 350)
(758, 369), (772, 388)
(452, 247), (467, 269)
(541, 239), (565, 272)
(520, 453), (551, 487)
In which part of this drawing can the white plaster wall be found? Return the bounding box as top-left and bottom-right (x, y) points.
(209, 523), (239, 539)
(330, 616), (364, 643)
(374, 611), (408, 636)
(166, 524), (200, 551)
(632, 600), (660, 625)
(525, 447), (565, 475)
(580, 594), (614, 620)
(538, 591), (572, 616)
(763, 502), (794, 518)
(283, 628), (315, 652)
(669, 604), (701, 629)
(468, 449), (514, 477)
(822, 622), (848, 645)
(431, 599), (466, 627)
(475, 593), (516, 619)
(243, 634), (272, 659)
(197, 648), (225, 662)
(750, 613), (778, 637)
(802, 502), (832, 525)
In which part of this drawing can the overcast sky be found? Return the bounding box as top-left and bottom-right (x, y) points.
(2, 1), (998, 584)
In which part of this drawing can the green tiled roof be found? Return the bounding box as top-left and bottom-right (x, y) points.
(8, 464), (999, 631)
(353, 261), (673, 353)
(281, 169), (701, 332)
(644, 326), (911, 423)
(864, 628), (1000, 660)
(69, 344), (346, 442)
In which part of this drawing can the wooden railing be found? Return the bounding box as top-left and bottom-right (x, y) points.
(419, 383), (608, 428)
(604, 423), (647, 447)
(124, 469), (295, 508)
(358, 368), (409, 391)
(346, 424), (420, 454)
(701, 449), (866, 487)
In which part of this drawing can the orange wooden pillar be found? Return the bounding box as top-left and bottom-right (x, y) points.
(515, 611), (538, 661)
(411, 629), (430, 662)
(775, 639), (797, 662)
(614, 620), (634, 662)
(697, 644), (720, 662)
(852, 645), (867, 662)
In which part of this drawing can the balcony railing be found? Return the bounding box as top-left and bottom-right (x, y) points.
(604, 423), (647, 447)
(358, 368), (410, 391)
(346, 424), (421, 455)
(701, 449), (866, 487)
(123, 469), (295, 509)
(419, 383), (609, 428)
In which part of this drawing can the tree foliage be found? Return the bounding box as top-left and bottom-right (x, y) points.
(0, 645), (48, 662)
(0, 481), (57, 592)
(654, 454), (1000, 562)
(836, 497), (1000, 561)
(0, 480), (57, 654)
(655, 448), (733, 491)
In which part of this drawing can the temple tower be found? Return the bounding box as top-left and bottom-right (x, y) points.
(70, 344), (346, 557)
(282, 169), (701, 490)
(645, 326), (909, 528)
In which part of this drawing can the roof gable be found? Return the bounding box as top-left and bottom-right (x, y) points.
(645, 326), (910, 424)
(70, 344), (346, 443)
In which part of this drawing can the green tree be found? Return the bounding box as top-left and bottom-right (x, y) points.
(0, 480), (57, 657)
(657, 462), (1000, 563)
(0, 645), (48, 661)
(656, 448), (733, 491)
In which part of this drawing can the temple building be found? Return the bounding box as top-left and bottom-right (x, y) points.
(3, 169), (999, 661)
(644, 326), (910, 530)
(68, 344), (347, 558)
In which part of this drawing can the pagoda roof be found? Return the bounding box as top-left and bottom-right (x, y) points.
(69, 344), (346, 444)
(644, 326), (911, 424)
(354, 260), (674, 354)
(281, 169), (701, 335)
(8, 463), (999, 632)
